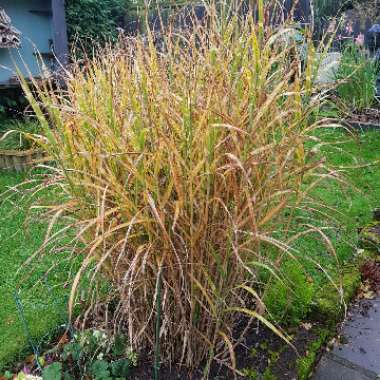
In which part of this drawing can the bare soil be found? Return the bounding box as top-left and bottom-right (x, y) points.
(128, 322), (324, 380)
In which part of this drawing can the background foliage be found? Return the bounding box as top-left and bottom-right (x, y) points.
(335, 42), (378, 112)
(65, 0), (205, 53)
(65, 0), (130, 53)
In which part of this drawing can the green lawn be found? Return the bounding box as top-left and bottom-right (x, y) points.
(0, 128), (379, 370)
(320, 129), (380, 226)
(0, 173), (69, 370)
(302, 128), (380, 276)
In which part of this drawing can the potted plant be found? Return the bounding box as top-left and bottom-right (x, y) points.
(0, 120), (46, 171)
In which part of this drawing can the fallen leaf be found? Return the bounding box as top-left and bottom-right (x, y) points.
(363, 290), (376, 299)
(57, 332), (69, 346)
(301, 322), (312, 331)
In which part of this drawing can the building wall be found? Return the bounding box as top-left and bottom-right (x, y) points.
(0, 0), (53, 84)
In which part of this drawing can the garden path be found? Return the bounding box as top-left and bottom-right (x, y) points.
(313, 297), (380, 380)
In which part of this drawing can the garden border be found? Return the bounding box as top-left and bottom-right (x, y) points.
(294, 219), (380, 380)
(345, 120), (380, 132)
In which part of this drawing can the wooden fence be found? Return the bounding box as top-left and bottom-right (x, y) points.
(0, 149), (47, 172)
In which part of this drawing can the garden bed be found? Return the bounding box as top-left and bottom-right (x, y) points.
(345, 110), (380, 131)
(347, 120), (380, 131)
(1, 128), (380, 379)
(2, 249), (370, 380)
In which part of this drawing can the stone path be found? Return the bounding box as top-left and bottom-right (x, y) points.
(313, 299), (380, 380)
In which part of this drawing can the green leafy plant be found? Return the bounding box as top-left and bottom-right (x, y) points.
(263, 367), (278, 380)
(26, 329), (137, 380)
(60, 329), (136, 379)
(335, 43), (379, 113)
(43, 362), (63, 380)
(263, 261), (314, 325)
(21, 0), (337, 375)
(242, 368), (259, 379)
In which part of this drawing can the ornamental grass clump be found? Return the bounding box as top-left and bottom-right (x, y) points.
(21, 1), (335, 374)
(335, 43), (379, 113)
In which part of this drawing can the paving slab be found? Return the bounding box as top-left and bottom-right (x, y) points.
(313, 299), (380, 380)
(314, 354), (377, 380)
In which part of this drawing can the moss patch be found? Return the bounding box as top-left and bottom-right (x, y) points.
(312, 267), (360, 323)
(264, 260), (314, 326)
(359, 223), (380, 251)
(296, 329), (330, 380)
(311, 249), (375, 324)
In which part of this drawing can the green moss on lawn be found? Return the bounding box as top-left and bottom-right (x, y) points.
(303, 129), (380, 269)
(297, 329), (330, 380)
(312, 248), (376, 324)
(359, 224), (380, 251)
(314, 269), (359, 322)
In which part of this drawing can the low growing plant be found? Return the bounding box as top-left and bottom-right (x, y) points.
(263, 261), (314, 325)
(6, 329), (136, 380)
(21, 0), (338, 375)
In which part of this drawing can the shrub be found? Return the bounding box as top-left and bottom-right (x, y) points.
(313, 0), (352, 21)
(0, 88), (29, 122)
(335, 43), (379, 112)
(22, 1), (335, 374)
(65, 0), (129, 54)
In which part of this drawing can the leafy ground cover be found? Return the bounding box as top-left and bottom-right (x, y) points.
(0, 128), (379, 378)
(0, 172), (70, 371)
